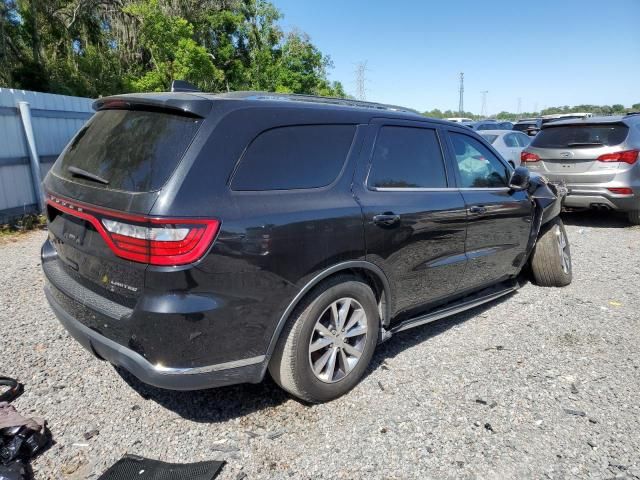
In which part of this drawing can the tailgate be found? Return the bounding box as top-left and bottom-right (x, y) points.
(43, 96), (210, 303)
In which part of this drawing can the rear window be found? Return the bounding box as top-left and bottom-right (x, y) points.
(531, 124), (629, 148)
(54, 109), (201, 192)
(231, 125), (355, 191)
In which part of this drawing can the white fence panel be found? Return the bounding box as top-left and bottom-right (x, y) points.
(0, 88), (93, 222)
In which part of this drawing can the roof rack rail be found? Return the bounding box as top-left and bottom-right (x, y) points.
(243, 92), (420, 115)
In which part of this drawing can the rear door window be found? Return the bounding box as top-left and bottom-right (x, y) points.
(53, 109), (202, 192)
(231, 125), (355, 191)
(515, 133), (531, 147)
(367, 126), (448, 189)
(480, 134), (498, 144)
(531, 124), (629, 148)
(503, 133), (518, 147)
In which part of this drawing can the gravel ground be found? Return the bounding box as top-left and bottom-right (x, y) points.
(1, 211), (639, 480)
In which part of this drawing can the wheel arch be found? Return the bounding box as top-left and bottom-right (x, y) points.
(261, 261), (392, 377)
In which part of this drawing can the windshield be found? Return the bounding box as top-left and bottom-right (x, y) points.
(53, 109), (201, 192)
(531, 124), (628, 148)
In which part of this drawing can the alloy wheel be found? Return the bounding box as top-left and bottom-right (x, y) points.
(308, 297), (368, 383)
(555, 225), (571, 274)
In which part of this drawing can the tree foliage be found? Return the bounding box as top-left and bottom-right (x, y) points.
(0, 0), (347, 98)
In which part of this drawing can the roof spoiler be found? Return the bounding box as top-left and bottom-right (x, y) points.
(93, 94), (211, 118)
(171, 80), (201, 93)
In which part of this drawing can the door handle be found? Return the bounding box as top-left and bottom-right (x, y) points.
(373, 213), (401, 227)
(468, 205), (487, 215)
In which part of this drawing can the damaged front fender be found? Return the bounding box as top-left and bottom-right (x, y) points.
(519, 173), (566, 267)
(530, 173), (565, 226)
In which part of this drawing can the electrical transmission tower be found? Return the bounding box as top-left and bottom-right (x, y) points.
(458, 72), (464, 114)
(355, 61), (368, 101)
(480, 90), (489, 117)
(517, 97), (522, 118)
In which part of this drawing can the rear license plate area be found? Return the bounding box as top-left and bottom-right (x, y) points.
(62, 215), (87, 247)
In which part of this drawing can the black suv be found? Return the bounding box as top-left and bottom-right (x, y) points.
(42, 90), (572, 403)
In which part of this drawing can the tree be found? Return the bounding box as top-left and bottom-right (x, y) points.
(124, 0), (222, 91)
(1, 0), (347, 98)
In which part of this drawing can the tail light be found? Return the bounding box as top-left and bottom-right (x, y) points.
(597, 150), (639, 164)
(47, 194), (220, 266)
(607, 187), (633, 195)
(521, 151), (540, 163)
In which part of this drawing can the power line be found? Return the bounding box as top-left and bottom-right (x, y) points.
(480, 90), (488, 117)
(458, 72), (464, 114)
(354, 61), (368, 101)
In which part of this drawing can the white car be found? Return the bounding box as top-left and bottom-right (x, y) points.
(479, 129), (531, 167)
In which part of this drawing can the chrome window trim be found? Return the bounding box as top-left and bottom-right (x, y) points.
(370, 187), (456, 192)
(370, 186), (511, 193)
(458, 187), (511, 192)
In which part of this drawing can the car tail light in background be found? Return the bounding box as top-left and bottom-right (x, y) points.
(597, 150), (639, 164)
(47, 194), (220, 266)
(607, 187), (634, 195)
(521, 151), (540, 163)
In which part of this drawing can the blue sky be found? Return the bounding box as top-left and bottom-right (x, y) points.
(274, 0), (640, 114)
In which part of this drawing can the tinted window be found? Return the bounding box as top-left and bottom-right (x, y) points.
(231, 125), (355, 191)
(368, 127), (447, 189)
(54, 109), (201, 192)
(531, 124), (629, 148)
(480, 134), (498, 144)
(515, 133), (531, 147)
(476, 123), (497, 131)
(503, 133), (519, 147)
(450, 132), (509, 188)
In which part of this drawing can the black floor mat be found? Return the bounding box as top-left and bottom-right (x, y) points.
(97, 455), (225, 480)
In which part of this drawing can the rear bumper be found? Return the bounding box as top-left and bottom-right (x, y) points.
(562, 186), (639, 211)
(45, 285), (265, 390)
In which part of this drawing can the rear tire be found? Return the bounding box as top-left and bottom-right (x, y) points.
(627, 210), (640, 225)
(269, 276), (379, 403)
(530, 218), (572, 287)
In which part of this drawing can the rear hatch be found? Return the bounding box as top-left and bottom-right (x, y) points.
(525, 122), (631, 183)
(43, 95), (212, 303)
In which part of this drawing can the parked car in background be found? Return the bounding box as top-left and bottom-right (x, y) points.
(445, 117), (474, 123)
(496, 121), (513, 130)
(514, 118), (542, 136)
(472, 120), (499, 131)
(480, 130), (531, 167)
(41, 89), (572, 403)
(541, 113), (592, 123)
(522, 114), (640, 224)
(470, 120), (512, 131)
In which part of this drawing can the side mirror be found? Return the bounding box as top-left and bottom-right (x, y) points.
(509, 166), (530, 191)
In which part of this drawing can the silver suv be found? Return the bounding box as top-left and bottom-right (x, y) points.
(521, 114), (640, 224)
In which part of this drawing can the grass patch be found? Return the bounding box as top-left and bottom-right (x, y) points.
(0, 214), (47, 239)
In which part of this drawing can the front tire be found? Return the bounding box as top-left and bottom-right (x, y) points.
(627, 210), (640, 225)
(269, 276), (379, 403)
(530, 218), (572, 287)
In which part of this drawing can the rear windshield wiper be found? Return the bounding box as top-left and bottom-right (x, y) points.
(566, 142), (604, 147)
(67, 166), (110, 185)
